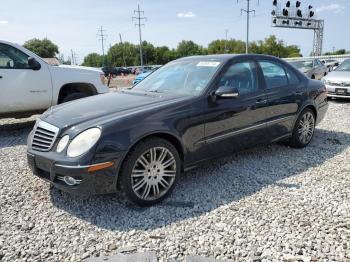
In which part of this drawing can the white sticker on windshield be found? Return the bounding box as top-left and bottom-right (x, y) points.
(197, 61), (220, 67)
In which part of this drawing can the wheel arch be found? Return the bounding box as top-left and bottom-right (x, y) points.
(300, 104), (317, 121)
(114, 131), (185, 190)
(58, 83), (97, 104)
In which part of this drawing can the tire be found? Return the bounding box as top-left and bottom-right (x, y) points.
(288, 109), (316, 148)
(61, 92), (89, 103)
(118, 137), (181, 206)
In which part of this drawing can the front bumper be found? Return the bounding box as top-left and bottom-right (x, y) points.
(27, 150), (124, 196)
(326, 85), (350, 98)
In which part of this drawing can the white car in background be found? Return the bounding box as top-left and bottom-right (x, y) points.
(323, 59), (350, 99)
(0, 40), (109, 118)
(321, 59), (340, 72)
(289, 59), (328, 80)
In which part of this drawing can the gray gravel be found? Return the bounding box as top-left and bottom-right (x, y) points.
(0, 101), (350, 262)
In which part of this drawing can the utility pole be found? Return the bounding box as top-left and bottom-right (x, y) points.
(133, 4), (147, 67)
(238, 0), (258, 54)
(97, 26), (107, 66)
(71, 49), (75, 65)
(224, 29), (229, 53)
(70, 49), (78, 65)
(119, 33), (127, 67)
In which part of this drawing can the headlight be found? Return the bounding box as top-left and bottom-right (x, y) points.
(56, 135), (70, 153)
(67, 128), (101, 157)
(322, 79), (330, 85)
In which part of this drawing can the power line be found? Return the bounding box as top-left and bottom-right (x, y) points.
(97, 26), (107, 66)
(237, 0), (259, 54)
(132, 4), (147, 67)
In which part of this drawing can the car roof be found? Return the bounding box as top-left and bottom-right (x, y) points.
(175, 54), (281, 63)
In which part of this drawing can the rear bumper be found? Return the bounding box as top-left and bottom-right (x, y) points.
(27, 151), (122, 196)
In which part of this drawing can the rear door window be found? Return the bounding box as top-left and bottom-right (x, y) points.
(258, 61), (288, 89)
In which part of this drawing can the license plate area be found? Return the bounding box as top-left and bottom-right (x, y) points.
(335, 88), (347, 95)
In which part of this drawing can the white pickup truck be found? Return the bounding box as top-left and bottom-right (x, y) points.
(0, 40), (109, 118)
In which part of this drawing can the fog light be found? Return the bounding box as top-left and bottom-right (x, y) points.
(63, 176), (79, 186)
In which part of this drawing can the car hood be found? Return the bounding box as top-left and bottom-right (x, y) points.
(40, 91), (189, 129)
(324, 71), (350, 82)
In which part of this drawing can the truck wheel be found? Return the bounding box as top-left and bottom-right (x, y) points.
(61, 92), (89, 103)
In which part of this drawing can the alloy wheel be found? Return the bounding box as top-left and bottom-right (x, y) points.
(131, 147), (177, 201)
(297, 112), (315, 144)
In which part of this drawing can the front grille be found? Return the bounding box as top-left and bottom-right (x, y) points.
(31, 121), (59, 152)
(328, 81), (350, 87)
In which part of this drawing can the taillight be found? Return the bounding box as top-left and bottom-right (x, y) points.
(100, 73), (106, 85)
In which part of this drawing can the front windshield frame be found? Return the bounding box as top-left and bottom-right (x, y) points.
(132, 59), (223, 97)
(335, 60), (350, 71)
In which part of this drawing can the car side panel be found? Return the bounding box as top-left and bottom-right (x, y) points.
(93, 98), (208, 168)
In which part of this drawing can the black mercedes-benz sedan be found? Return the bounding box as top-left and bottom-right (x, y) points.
(27, 54), (328, 206)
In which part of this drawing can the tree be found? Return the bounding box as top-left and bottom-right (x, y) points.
(250, 35), (301, 58)
(141, 41), (156, 65)
(324, 49), (348, 56)
(107, 42), (139, 67)
(23, 38), (59, 58)
(176, 40), (203, 57)
(82, 35), (302, 67)
(154, 46), (177, 64)
(82, 53), (103, 67)
(207, 39), (246, 54)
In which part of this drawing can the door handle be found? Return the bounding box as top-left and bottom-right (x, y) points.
(0, 76), (2, 79)
(255, 99), (268, 105)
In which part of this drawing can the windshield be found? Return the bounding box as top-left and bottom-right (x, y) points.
(335, 60), (350, 71)
(290, 61), (313, 69)
(132, 60), (221, 96)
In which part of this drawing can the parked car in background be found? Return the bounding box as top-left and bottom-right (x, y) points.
(321, 59), (340, 72)
(323, 58), (350, 99)
(289, 59), (328, 80)
(101, 66), (131, 77)
(0, 40), (109, 118)
(133, 66), (162, 85)
(27, 54), (328, 206)
(133, 71), (152, 85)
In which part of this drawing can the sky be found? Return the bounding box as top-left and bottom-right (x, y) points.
(0, 0), (348, 64)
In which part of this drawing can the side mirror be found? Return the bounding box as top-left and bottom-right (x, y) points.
(215, 85), (239, 99)
(28, 57), (41, 70)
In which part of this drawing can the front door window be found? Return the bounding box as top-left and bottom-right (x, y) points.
(0, 44), (30, 69)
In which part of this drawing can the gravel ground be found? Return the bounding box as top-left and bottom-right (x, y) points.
(0, 101), (349, 262)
